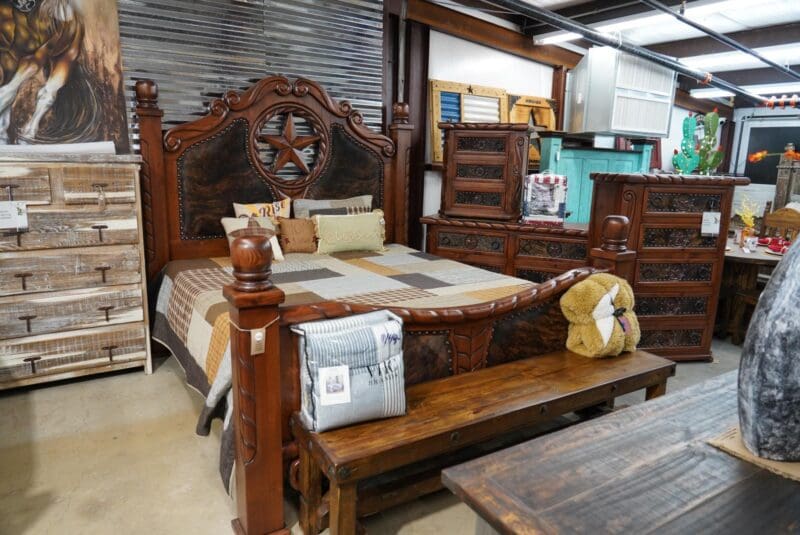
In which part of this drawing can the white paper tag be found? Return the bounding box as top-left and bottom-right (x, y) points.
(0, 201), (28, 231)
(701, 211), (721, 237)
(319, 365), (351, 406)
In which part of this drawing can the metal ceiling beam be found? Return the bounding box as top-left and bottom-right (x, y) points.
(523, 0), (684, 35)
(482, 0), (768, 104)
(640, 0), (800, 81)
(646, 22), (800, 58)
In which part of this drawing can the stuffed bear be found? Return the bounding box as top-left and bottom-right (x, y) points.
(559, 273), (641, 358)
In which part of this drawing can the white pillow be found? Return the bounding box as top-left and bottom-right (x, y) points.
(221, 217), (284, 261)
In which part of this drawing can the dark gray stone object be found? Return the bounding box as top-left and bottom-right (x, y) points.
(738, 240), (800, 461)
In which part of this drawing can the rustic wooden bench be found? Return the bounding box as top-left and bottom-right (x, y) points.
(291, 349), (675, 534)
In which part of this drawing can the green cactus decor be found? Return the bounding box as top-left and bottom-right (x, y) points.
(697, 109), (724, 175)
(672, 113), (700, 174)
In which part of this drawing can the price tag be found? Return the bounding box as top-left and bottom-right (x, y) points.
(0, 201), (28, 231)
(319, 365), (351, 406)
(701, 211), (721, 237)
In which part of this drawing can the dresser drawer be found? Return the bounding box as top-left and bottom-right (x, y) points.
(0, 167), (51, 205)
(62, 166), (137, 205)
(516, 237), (587, 261)
(0, 205), (139, 251)
(644, 189), (723, 214)
(638, 224), (722, 251)
(635, 260), (716, 288)
(0, 284), (144, 339)
(0, 324), (147, 388)
(0, 245), (142, 296)
(436, 229), (507, 255)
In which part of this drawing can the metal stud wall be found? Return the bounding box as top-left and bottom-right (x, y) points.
(118, 0), (383, 147)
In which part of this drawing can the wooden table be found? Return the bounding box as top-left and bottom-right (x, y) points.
(442, 371), (800, 535)
(716, 238), (782, 343)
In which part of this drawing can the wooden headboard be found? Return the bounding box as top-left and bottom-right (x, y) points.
(134, 76), (413, 280)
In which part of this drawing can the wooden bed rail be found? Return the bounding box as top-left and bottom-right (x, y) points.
(223, 215), (634, 535)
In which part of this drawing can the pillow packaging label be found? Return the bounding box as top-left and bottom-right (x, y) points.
(701, 211), (721, 237)
(319, 365), (351, 406)
(0, 201), (28, 231)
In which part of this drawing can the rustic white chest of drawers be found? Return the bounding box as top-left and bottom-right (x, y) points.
(0, 154), (151, 389)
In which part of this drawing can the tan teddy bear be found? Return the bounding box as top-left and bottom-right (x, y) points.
(559, 273), (641, 358)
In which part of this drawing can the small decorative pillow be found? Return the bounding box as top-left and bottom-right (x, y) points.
(221, 217), (284, 261)
(293, 195), (372, 219)
(233, 199), (291, 224)
(278, 217), (317, 253)
(314, 209), (386, 254)
(559, 273), (640, 358)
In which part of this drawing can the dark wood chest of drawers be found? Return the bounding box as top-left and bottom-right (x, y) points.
(421, 215), (589, 283)
(439, 123), (531, 221)
(589, 172), (750, 362)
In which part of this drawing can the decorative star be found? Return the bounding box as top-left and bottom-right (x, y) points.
(259, 113), (320, 174)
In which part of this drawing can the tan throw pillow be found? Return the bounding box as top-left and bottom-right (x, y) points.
(314, 209), (386, 254)
(221, 217), (284, 261)
(233, 199), (291, 224)
(278, 217), (317, 253)
(293, 195), (373, 219)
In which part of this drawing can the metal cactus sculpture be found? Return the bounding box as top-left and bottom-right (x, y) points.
(672, 113), (700, 174)
(697, 109), (724, 175)
(672, 109), (725, 175)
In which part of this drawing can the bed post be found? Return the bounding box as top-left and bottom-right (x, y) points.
(224, 234), (288, 535)
(589, 215), (636, 281)
(389, 102), (413, 245)
(135, 80), (170, 280)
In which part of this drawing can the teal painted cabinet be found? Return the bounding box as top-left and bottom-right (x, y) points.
(539, 137), (652, 223)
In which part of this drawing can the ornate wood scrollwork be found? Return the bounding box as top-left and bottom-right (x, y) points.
(638, 262), (713, 282)
(450, 321), (494, 373)
(456, 164), (503, 179)
(635, 296), (708, 316)
(438, 232), (504, 253)
(457, 136), (506, 152)
(643, 228), (718, 248)
(646, 192), (722, 213)
(640, 329), (703, 348)
(455, 190), (502, 207)
(518, 239), (587, 260)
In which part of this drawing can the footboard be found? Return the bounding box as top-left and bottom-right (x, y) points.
(223, 215), (634, 534)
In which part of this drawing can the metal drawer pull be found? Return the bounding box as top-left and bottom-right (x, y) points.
(18, 315), (36, 332)
(14, 272), (32, 290)
(101, 345), (118, 362)
(91, 224), (108, 242)
(98, 305), (115, 321)
(95, 266), (111, 283)
(450, 431), (461, 443)
(2, 183), (19, 201)
(23, 356), (41, 374)
(92, 183), (108, 209)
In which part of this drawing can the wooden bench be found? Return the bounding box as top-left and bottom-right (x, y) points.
(291, 349), (675, 534)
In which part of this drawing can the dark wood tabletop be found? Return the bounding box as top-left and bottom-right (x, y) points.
(442, 371), (800, 535)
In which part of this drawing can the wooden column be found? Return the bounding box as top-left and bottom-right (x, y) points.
(134, 80), (170, 281)
(224, 234), (287, 535)
(389, 103), (414, 245)
(589, 215), (637, 282)
(551, 65), (567, 131)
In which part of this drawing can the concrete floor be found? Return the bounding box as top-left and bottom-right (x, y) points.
(0, 339), (742, 535)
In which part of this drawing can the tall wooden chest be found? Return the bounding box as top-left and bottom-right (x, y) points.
(0, 154), (151, 389)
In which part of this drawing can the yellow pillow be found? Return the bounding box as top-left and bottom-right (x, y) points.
(233, 199), (291, 224)
(314, 210), (386, 254)
(221, 217), (284, 261)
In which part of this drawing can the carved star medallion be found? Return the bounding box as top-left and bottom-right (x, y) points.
(259, 113), (320, 174)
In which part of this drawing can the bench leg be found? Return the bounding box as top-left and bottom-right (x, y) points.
(299, 441), (322, 535)
(646, 381), (667, 400)
(329, 481), (358, 535)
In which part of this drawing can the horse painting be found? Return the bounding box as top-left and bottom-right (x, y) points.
(0, 0), (129, 151)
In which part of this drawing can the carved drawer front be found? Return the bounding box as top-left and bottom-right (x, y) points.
(0, 284), (144, 339)
(456, 136), (506, 153)
(639, 328), (704, 349)
(0, 324), (148, 386)
(62, 166), (137, 205)
(0, 205), (139, 252)
(438, 231), (506, 254)
(0, 167), (51, 205)
(637, 261), (714, 283)
(645, 190), (722, 213)
(453, 190), (503, 207)
(0, 245), (142, 297)
(517, 238), (587, 260)
(635, 295), (709, 317)
(455, 163), (504, 180)
(641, 226), (720, 249)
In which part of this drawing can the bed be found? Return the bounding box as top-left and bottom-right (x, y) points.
(134, 75), (634, 534)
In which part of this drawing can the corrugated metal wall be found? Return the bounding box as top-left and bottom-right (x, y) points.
(118, 0), (384, 143)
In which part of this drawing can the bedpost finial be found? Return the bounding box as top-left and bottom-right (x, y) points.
(600, 215), (630, 252)
(392, 102), (410, 124)
(229, 231), (275, 292)
(135, 80), (159, 108)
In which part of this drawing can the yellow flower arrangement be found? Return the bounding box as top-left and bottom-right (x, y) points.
(737, 196), (757, 229)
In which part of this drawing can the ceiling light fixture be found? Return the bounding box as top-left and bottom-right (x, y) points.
(691, 81), (800, 99)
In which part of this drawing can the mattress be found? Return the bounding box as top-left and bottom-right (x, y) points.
(151, 244), (534, 490)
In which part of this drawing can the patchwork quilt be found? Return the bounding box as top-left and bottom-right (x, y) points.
(151, 244), (534, 491)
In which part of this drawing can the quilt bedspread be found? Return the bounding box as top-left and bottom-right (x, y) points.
(151, 244), (534, 490)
